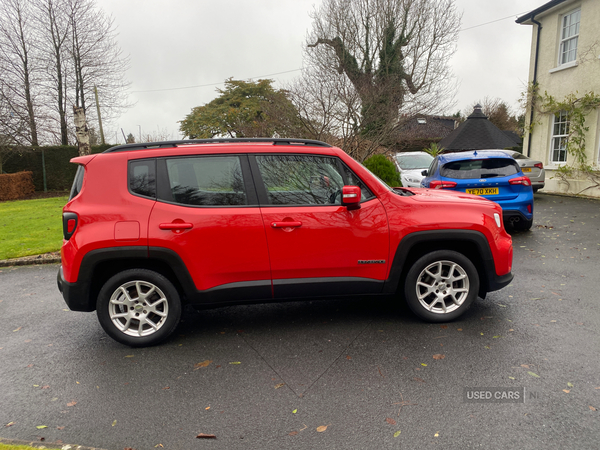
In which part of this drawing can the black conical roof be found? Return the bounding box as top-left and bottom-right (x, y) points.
(438, 105), (517, 151)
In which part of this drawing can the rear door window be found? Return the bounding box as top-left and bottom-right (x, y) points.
(160, 156), (248, 206)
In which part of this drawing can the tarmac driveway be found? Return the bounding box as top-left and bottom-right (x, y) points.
(0, 193), (599, 450)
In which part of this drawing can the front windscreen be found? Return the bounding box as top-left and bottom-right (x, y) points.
(396, 154), (434, 169)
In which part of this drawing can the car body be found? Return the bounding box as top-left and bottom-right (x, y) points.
(474, 149), (545, 192)
(57, 138), (514, 347)
(421, 150), (534, 230)
(394, 151), (434, 187)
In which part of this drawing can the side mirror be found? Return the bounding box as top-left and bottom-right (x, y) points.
(421, 170), (428, 176)
(342, 185), (361, 210)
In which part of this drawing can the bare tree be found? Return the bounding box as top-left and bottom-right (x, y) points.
(37, 0), (72, 145)
(66, 0), (130, 127)
(303, 0), (460, 147)
(0, 0), (41, 146)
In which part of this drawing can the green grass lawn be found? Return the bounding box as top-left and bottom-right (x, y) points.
(0, 196), (68, 260)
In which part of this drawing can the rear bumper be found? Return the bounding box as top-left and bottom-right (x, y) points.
(57, 265), (95, 312)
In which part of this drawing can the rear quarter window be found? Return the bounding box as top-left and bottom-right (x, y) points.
(129, 159), (156, 198)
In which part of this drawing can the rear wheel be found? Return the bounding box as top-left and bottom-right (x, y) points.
(404, 250), (479, 322)
(97, 269), (182, 347)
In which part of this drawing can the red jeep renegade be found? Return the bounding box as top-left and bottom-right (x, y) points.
(57, 139), (513, 347)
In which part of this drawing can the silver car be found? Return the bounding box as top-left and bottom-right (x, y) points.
(474, 150), (545, 192)
(394, 151), (434, 187)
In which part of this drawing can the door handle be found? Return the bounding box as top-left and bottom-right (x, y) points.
(159, 222), (193, 230)
(271, 221), (302, 228)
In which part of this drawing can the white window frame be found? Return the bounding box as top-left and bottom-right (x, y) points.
(558, 8), (581, 66)
(550, 111), (570, 164)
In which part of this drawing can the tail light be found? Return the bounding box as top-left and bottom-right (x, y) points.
(527, 204), (532, 213)
(509, 176), (532, 186)
(534, 163), (543, 169)
(63, 212), (78, 240)
(429, 180), (457, 189)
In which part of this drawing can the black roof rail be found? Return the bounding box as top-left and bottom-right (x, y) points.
(103, 138), (332, 153)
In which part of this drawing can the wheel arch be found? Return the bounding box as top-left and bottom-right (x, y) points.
(384, 230), (495, 299)
(65, 247), (196, 312)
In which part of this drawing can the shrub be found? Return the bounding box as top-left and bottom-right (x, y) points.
(0, 171), (35, 201)
(363, 154), (402, 186)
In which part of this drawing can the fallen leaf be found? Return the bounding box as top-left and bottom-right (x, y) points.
(229, 361), (241, 365)
(440, 325), (448, 329)
(563, 389), (570, 393)
(567, 382), (574, 388)
(289, 431), (298, 436)
(274, 383), (285, 389)
(493, 336), (501, 339)
(521, 364), (530, 369)
(196, 433), (217, 439)
(41, 385), (50, 389)
(67, 401), (77, 407)
(194, 360), (212, 369)
(590, 406), (597, 411)
(421, 363), (427, 367)
(13, 326), (22, 332)
(509, 377), (515, 380)
(528, 371), (540, 378)
(457, 328), (463, 331)
(205, 406), (210, 410)
(394, 430), (401, 438)
(432, 354), (445, 360)
(5, 422), (15, 427)
(111, 420), (117, 427)
(414, 377), (425, 383)
(346, 355), (352, 360)
(317, 425), (328, 432)
(162, 387), (170, 390)
(386, 418), (397, 425)
(124, 355), (134, 358)
(434, 432), (440, 437)
(57, 426), (65, 430)
(36, 425), (47, 429)
(155, 445), (164, 448)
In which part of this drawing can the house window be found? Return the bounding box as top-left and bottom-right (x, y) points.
(559, 9), (580, 65)
(550, 111), (569, 163)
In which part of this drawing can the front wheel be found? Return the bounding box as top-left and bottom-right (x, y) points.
(404, 250), (479, 322)
(97, 269), (182, 347)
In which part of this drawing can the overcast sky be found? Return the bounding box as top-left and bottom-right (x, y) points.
(95, 0), (544, 144)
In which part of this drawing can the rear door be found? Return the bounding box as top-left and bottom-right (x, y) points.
(251, 154), (389, 298)
(148, 154), (272, 301)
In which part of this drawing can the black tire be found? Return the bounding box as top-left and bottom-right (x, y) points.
(97, 269), (182, 347)
(513, 218), (533, 231)
(404, 250), (479, 322)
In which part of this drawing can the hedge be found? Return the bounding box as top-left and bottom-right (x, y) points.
(0, 171), (35, 201)
(1, 144), (111, 191)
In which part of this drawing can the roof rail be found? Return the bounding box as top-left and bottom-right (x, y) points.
(103, 138), (332, 153)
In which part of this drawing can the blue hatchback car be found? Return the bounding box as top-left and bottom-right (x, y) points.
(421, 150), (534, 230)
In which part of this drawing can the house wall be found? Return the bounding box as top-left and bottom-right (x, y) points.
(523, 0), (600, 198)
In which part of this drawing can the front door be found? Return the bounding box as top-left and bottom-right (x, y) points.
(251, 154), (389, 298)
